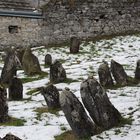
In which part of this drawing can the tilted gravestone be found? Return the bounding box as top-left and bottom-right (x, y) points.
(98, 61), (114, 87)
(45, 54), (52, 66)
(50, 60), (66, 83)
(70, 37), (80, 53)
(80, 76), (121, 129)
(0, 84), (8, 123)
(0, 48), (21, 86)
(8, 77), (23, 101)
(41, 84), (60, 109)
(60, 88), (96, 139)
(16, 48), (25, 65)
(135, 60), (140, 80)
(22, 47), (41, 75)
(111, 59), (128, 86)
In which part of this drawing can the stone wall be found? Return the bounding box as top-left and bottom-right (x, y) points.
(40, 0), (140, 45)
(0, 16), (42, 49)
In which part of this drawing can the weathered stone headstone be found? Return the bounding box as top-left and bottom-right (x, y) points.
(60, 88), (96, 139)
(135, 60), (140, 80)
(16, 48), (25, 65)
(8, 77), (23, 101)
(45, 54), (52, 66)
(70, 37), (80, 53)
(98, 61), (114, 87)
(111, 59), (128, 86)
(0, 84), (8, 123)
(80, 76), (121, 129)
(0, 48), (21, 86)
(2, 133), (21, 140)
(22, 47), (41, 75)
(41, 84), (60, 109)
(50, 60), (66, 83)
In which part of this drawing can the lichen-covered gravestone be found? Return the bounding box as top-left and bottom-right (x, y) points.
(60, 88), (96, 139)
(0, 48), (21, 86)
(8, 77), (23, 100)
(50, 60), (66, 83)
(80, 76), (121, 129)
(111, 59), (128, 86)
(98, 61), (114, 87)
(45, 54), (52, 66)
(22, 47), (41, 75)
(0, 84), (8, 123)
(41, 84), (60, 109)
(70, 37), (80, 53)
(135, 60), (140, 80)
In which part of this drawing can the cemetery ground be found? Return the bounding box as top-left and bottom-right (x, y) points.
(0, 34), (140, 140)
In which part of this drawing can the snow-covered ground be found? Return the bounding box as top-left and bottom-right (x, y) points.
(0, 35), (140, 140)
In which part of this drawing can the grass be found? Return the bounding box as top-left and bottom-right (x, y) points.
(21, 71), (48, 83)
(0, 117), (26, 126)
(34, 107), (60, 120)
(26, 88), (41, 95)
(118, 117), (134, 127)
(63, 78), (79, 84)
(55, 131), (92, 140)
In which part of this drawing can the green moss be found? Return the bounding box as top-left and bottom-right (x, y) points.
(0, 117), (26, 126)
(26, 88), (41, 95)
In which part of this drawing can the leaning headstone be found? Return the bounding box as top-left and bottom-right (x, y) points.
(41, 84), (60, 109)
(0, 48), (21, 86)
(50, 60), (66, 83)
(80, 76), (121, 129)
(135, 60), (140, 80)
(8, 77), (23, 101)
(70, 37), (80, 53)
(0, 84), (8, 123)
(22, 47), (41, 75)
(60, 88), (96, 139)
(45, 54), (52, 66)
(2, 133), (22, 140)
(98, 61), (114, 87)
(111, 59), (128, 86)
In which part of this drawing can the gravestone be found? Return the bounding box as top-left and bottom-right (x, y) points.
(111, 59), (128, 86)
(2, 133), (21, 140)
(60, 88), (96, 139)
(0, 48), (21, 86)
(80, 76), (121, 129)
(22, 47), (41, 75)
(70, 37), (80, 53)
(98, 61), (114, 87)
(41, 84), (60, 109)
(135, 60), (140, 80)
(45, 54), (52, 66)
(0, 84), (8, 123)
(50, 60), (66, 83)
(8, 77), (23, 101)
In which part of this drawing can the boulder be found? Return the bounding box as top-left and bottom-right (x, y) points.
(41, 84), (60, 109)
(98, 61), (114, 87)
(70, 37), (80, 53)
(0, 84), (8, 123)
(0, 48), (21, 86)
(60, 88), (96, 139)
(45, 54), (52, 66)
(22, 47), (41, 75)
(50, 60), (66, 83)
(80, 76), (121, 129)
(8, 77), (23, 101)
(111, 59), (128, 86)
(135, 60), (140, 80)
